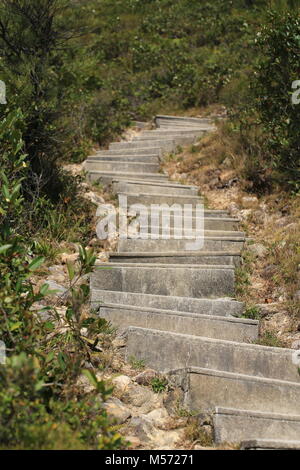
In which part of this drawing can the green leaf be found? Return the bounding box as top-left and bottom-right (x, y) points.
(0, 244), (12, 254)
(34, 380), (45, 392)
(82, 369), (98, 389)
(40, 283), (50, 296)
(66, 261), (75, 281)
(66, 307), (75, 321)
(45, 351), (55, 364)
(58, 352), (67, 371)
(10, 321), (23, 331)
(28, 256), (45, 271)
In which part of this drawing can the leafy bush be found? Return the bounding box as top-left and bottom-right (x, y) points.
(251, 10), (300, 190)
(0, 110), (124, 449)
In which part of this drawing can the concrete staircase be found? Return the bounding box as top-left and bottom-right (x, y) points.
(86, 115), (300, 449)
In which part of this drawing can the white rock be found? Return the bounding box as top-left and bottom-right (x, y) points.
(242, 196), (258, 208)
(104, 398), (131, 424)
(112, 375), (132, 392)
(291, 340), (300, 350)
(83, 191), (105, 205)
(146, 408), (169, 427)
(248, 243), (268, 258)
(61, 253), (79, 264)
(122, 384), (162, 413)
(128, 416), (156, 443)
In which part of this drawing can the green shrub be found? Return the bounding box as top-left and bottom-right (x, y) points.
(151, 377), (169, 393)
(251, 10), (300, 190)
(0, 111), (124, 449)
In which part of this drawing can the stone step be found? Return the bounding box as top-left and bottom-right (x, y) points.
(98, 303), (258, 343)
(137, 208), (230, 218)
(86, 155), (159, 163)
(115, 207), (231, 219)
(132, 121), (151, 129)
(117, 237), (245, 253)
(137, 129), (207, 138)
(240, 439), (300, 450)
(141, 126), (210, 133)
(170, 367), (300, 416)
(140, 216), (239, 231)
(96, 148), (162, 156)
(112, 180), (199, 196)
(91, 263), (235, 298)
(84, 161), (159, 174)
(155, 115), (214, 127)
(109, 251), (241, 267)
(110, 140), (175, 152)
(125, 327), (300, 382)
(119, 192), (204, 206)
(213, 408), (300, 444)
(134, 134), (199, 143)
(158, 124), (214, 130)
(91, 289), (244, 317)
(88, 171), (168, 184)
(135, 230), (245, 239)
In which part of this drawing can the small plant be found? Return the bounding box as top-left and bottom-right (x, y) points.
(190, 144), (200, 154)
(151, 377), (168, 394)
(32, 239), (61, 263)
(242, 305), (261, 320)
(183, 417), (213, 448)
(128, 355), (146, 370)
(256, 331), (286, 348)
(92, 181), (104, 192)
(165, 152), (178, 162)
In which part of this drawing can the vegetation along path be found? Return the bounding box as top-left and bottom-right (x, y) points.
(84, 115), (300, 450)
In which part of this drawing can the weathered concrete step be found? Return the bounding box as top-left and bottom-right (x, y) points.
(155, 115), (214, 127)
(98, 303), (258, 343)
(134, 134), (199, 143)
(95, 148), (162, 156)
(112, 180), (199, 196)
(120, 192), (204, 206)
(136, 230), (245, 239)
(140, 126), (210, 133)
(91, 289), (244, 317)
(126, 208), (230, 218)
(88, 171), (168, 184)
(85, 161), (159, 173)
(91, 263), (235, 298)
(147, 216), (240, 231)
(86, 155), (159, 163)
(171, 367), (300, 416)
(213, 408), (300, 444)
(158, 124), (213, 130)
(109, 251), (241, 267)
(110, 140), (175, 151)
(118, 237), (245, 253)
(137, 130), (207, 138)
(240, 439), (300, 450)
(125, 328), (300, 382)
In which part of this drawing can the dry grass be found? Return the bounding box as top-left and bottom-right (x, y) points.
(183, 418), (214, 448)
